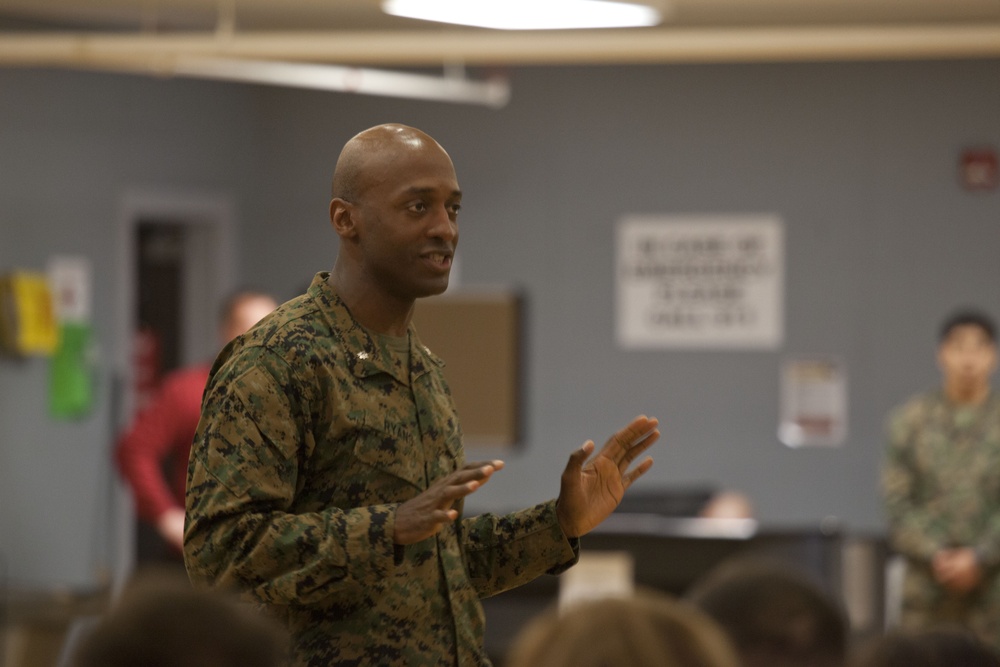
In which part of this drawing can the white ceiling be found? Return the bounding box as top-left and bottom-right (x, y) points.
(1, 0), (999, 68)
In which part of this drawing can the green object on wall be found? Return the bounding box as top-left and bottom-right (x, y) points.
(49, 322), (94, 419)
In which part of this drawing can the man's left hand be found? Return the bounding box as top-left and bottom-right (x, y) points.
(556, 415), (659, 538)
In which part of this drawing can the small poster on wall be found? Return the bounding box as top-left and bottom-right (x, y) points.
(778, 357), (848, 448)
(616, 215), (784, 349)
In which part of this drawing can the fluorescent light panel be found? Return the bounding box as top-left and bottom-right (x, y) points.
(168, 58), (510, 107)
(382, 0), (661, 30)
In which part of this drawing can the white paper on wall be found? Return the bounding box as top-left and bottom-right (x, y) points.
(48, 255), (92, 324)
(778, 357), (848, 448)
(616, 215), (784, 349)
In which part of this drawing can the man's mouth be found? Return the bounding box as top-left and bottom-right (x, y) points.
(423, 251), (453, 269)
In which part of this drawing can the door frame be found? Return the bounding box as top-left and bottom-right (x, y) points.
(109, 189), (236, 587)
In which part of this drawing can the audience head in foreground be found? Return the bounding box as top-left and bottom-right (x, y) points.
(73, 569), (287, 667)
(686, 559), (849, 667)
(506, 591), (739, 667)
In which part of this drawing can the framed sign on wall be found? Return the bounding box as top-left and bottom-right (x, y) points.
(617, 215), (784, 350)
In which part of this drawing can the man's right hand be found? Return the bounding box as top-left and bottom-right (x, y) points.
(156, 507), (187, 551)
(933, 547), (983, 594)
(393, 461), (503, 545)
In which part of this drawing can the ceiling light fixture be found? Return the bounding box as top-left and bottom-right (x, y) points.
(167, 58), (511, 107)
(382, 0), (662, 30)
(80, 57), (510, 107)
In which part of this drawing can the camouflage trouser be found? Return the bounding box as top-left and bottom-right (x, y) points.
(899, 559), (1000, 650)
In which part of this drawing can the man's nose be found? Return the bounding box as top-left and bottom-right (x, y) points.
(428, 207), (458, 243)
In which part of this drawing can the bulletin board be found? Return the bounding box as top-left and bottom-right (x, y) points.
(412, 291), (522, 448)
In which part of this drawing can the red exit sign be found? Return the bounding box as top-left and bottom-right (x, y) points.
(960, 147), (998, 192)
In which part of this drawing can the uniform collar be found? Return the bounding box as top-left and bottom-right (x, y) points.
(308, 272), (443, 385)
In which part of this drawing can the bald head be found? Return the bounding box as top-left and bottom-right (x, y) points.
(332, 124), (451, 203)
(218, 291), (277, 344)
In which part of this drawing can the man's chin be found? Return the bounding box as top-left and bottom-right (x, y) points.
(951, 377), (988, 392)
(416, 279), (450, 299)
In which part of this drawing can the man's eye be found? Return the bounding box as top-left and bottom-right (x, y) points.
(408, 202), (427, 213)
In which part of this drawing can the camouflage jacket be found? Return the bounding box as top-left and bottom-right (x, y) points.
(883, 391), (1000, 566)
(185, 272), (578, 666)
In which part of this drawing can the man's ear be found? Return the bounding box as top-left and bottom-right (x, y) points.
(330, 198), (358, 239)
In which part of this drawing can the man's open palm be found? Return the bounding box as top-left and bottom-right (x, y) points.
(556, 415), (659, 538)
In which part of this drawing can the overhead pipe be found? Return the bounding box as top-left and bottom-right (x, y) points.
(0, 25), (999, 68)
(0, 24), (996, 106)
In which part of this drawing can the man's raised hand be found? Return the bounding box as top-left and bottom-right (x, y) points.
(556, 415), (659, 538)
(393, 460), (503, 545)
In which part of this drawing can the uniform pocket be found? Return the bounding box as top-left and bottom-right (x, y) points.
(351, 422), (427, 493)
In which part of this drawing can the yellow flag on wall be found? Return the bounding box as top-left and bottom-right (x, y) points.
(0, 271), (59, 356)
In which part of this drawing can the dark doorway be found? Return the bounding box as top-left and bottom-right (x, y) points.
(133, 220), (187, 563)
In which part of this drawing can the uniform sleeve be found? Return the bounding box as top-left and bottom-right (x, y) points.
(115, 376), (190, 522)
(882, 403), (947, 563)
(184, 352), (397, 607)
(974, 521), (1000, 567)
(973, 427), (1000, 567)
(460, 499), (579, 599)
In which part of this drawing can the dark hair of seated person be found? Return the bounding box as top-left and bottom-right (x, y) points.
(72, 569), (288, 667)
(685, 558), (849, 667)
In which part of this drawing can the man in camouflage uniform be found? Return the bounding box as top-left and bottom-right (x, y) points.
(184, 123), (660, 666)
(883, 309), (1000, 649)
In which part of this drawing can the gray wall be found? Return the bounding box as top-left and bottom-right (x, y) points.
(0, 70), (258, 588)
(1, 59), (998, 590)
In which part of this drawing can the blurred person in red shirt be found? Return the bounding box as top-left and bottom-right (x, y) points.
(116, 290), (276, 556)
